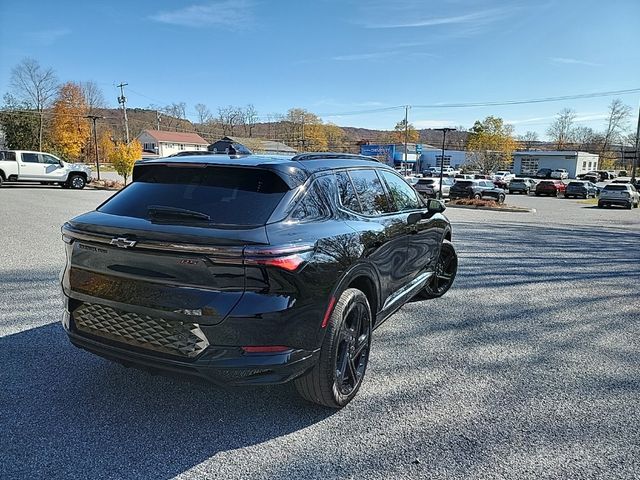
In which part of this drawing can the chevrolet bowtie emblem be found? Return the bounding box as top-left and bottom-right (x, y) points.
(110, 237), (137, 249)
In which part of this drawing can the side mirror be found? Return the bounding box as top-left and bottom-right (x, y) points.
(426, 198), (446, 214)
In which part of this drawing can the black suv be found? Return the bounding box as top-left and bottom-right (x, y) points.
(449, 179), (506, 203)
(60, 153), (457, 408)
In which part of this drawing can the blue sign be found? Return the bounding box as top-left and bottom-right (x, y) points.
(416, 144), (423, 154)
(360, 144), (395, 158)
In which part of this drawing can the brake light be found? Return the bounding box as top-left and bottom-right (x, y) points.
(243, 244), (314, 271)
(242, 346), (290, 353)
(247, 254), (306, 271)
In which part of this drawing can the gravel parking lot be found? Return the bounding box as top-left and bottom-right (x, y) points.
(1, 185), (639, 480)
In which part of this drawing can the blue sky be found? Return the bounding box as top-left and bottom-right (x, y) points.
(1, 0), (639, 138)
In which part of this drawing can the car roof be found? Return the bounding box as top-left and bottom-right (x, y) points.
(133, 153), (394, 188)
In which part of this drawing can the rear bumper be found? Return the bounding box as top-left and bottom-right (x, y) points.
(62, 308), (319, 386)
(598, 198), (631, 206)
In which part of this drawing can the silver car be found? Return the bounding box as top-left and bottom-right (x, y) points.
(598, 184), (639, 209)
(414, 177), (454, 198)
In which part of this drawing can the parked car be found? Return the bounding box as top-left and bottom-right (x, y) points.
(535, 180), (566, 196)
(565, 181), (598, 199)
(404, 175), (420, 186)
(454, 174), (475, 180)
(0, 150), (92, 189)
(508, 178), (536, 194)
(60, 153), (457, 408)
(550, 169), (569, 179)
(536, 168), (553, 179)
(414, 176), (454, 198)
(493, 170), (515, 182)
(598, 183), (639, 209)
(612, 178), (632, 184)
(449, 179), (506, 203)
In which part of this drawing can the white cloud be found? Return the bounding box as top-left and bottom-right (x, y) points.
(550, 57), (602, 67)
(331, 51), (397, 61)
(362, 8), (510, 29)
(149, 1), (255, 28)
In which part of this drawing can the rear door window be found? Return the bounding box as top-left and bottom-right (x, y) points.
(379, 170), (422, 211)
(22, 153), (39, 163)
(348, 169), (392, 216)
(99, 165), (290, 227)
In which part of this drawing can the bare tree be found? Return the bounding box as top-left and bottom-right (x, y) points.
(162, 102), (187, 129)
(517, 131), (539, 149)
(240, 104), (258, 137)
(217, 105), (242, 136)
(9, 58), (58, 150)
(194, 103), (212, 124)
(80, 81), (106, 114)
(601, 99), (632, 154)
(546, 108), (576, 149)
(571, 126), (595, 150)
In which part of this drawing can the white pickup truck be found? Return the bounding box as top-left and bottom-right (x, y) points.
(0, 150), (93, 189)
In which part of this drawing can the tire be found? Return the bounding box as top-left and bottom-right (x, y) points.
(0, 175), (3, 187)
(294, 288), (372, 409)
(627, 202), (633, 210)
(556, 190), (561, 197)
(419, 240), (458, 299)
(473, 193), (482, 200)
(598, 202), (603, 208)
(68, 174), (86, 189)
(535, 193), (540, 196)
(497, 193), (505, 204)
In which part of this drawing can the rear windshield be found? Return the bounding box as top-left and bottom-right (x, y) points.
(568, 182), (584, 186)
(539, 181), (555, 186)
(454, 181), (474, 187)
(417, 179), (435, 185)
(512, 179), (526, 182)
(99, 165), (290, 226)
(603, 185), (628, 191)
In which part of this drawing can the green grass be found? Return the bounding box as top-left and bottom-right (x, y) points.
(576, 197), (598, 205)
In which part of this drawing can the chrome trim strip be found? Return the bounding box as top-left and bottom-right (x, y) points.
(381, 271), (433, 312)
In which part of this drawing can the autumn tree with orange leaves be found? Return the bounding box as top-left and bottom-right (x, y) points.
(50, 82), (90, 160)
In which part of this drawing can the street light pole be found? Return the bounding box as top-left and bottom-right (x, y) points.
(632, 103), (640, 183)
(434, 127), (456, 200)
(85, 115), (103, 181)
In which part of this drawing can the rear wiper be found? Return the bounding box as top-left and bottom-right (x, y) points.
(147, 205), (211, 221)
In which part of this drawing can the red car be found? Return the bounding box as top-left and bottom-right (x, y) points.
(535, 180), (566, 197)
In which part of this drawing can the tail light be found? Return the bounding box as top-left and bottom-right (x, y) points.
(243, 244), (314, 271)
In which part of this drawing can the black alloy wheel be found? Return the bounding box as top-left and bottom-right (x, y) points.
(334, 301), (370, 397)
(473, 193), (482, 199)
(420, 240), (458, 299)
(498, 193), (505, 204)
(295, 288), (372, 408)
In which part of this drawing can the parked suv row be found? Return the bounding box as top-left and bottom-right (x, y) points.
(60, 153), (457, 408)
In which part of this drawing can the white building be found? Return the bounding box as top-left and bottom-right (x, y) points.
(136, 130), (209, 157)
(513, 151), (599, 178)
(420, 148), (468, 169)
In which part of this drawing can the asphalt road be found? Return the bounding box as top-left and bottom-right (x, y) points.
(1, 185), (639, 480)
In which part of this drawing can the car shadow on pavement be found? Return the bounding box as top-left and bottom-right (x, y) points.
(1, 319), (333, 479)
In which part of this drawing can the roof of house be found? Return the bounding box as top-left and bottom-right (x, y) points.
(216, 136), (297, 153)
(139, 130), (208, 145)
(514, 150), (599, 157)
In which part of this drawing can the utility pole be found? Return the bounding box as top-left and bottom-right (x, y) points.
(434, 127), (456, 200)
(632, 103), (640, 183)
(156, 110), (162, 131)
(403, 105), (409, 175)
(85, 115), (103, 181)
(301, 116), (306, 151)
(117, 82), (130, 143)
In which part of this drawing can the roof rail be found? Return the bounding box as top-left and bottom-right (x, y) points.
(291, 152), (379, 162)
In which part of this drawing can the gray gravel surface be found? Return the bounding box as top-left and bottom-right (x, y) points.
(1, 185), (639, 480)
